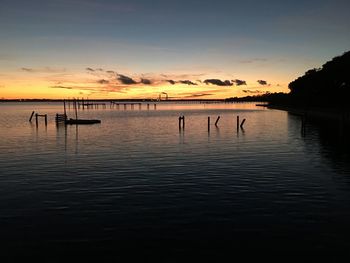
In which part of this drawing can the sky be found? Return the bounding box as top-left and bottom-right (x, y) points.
(1, 0), (350, 99)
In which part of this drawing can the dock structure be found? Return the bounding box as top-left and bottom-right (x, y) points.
(55, 113), (67, 124)
(110, 101), (144, 110)
(29, 111), (48, 126)
(35, 113), (48, 126)
(55, 99), (101, 126)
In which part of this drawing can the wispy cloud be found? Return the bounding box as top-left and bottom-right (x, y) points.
(140, 78), (152, 85)
(183, 93), (213, 98)
(204, 79), (233, 86)
(50, 84), (129, 94)
(232, 79), (247, 86)
(117, 74), (137, 85)
(21, 67), (66, 73)
(257, 80), (269, 86)
(239, 58), (268, 64)
(50, 85), (73, 90)
(242, 90), (265, 94)
(178, 80), (197, 86)
(97, 79), (109, 84)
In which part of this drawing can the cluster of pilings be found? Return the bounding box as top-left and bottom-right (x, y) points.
(29, 111), (47, 127)
(110, 102), (157, 110)
(180, 115), (247, 132)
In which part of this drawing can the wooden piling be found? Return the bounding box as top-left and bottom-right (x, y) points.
(301, 114), (306, 135)
(215, 116), (220, 127)
(237, 116), (240, 130)
(74, 99), (78, 120)
(35, 113), (38, 126)
(240, 118), (246, 129)
(63, 100), (67, 116)
(208, 117), (210, 132)
(179, 116), (185, 129)
(29, 111), (35, 122)
(45, 114), (48, 126)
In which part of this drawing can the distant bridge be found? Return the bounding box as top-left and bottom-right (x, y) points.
(158, 92), (169, 101)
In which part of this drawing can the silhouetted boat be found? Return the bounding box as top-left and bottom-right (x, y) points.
(65, 118), (101, 125)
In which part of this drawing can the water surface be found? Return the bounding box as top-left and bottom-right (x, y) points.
(0, 102), (350, 258)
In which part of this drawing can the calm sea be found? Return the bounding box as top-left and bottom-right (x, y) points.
(0, 102), (350, 259)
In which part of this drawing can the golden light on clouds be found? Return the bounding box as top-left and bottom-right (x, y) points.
(0, 67), (289, 99)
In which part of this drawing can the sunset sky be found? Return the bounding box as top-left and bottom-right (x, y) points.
(1, 0), (350, 99)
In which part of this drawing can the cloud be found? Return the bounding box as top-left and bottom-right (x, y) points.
(140, 78), (152, 85)
(179, 80), (197, 85)
(232, 79), (247, 86)
(204, 79), (233, 86)
(117, 74), (137, 85)
(86, 67), (95, 72)
(184, 93), (213, 98)
(165, 79), (197, 85)
(50, 84), (128, 94)
(50, 85), (73, 90)
(242, 90), (265, 94)
(21, 67), (34, 72)
(239, 58), (268, 64)
(106, 70), (115, 74)
(97, 79), (109, 84)
(257, 80), (268, 85)
(21, 67), (66, 73)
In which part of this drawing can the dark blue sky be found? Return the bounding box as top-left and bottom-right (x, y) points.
(1, 0), (350, 98)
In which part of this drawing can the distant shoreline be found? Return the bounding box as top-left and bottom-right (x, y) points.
(0, 98), (263, 103)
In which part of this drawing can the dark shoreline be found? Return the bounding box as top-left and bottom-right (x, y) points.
(268, 104), (350, 124)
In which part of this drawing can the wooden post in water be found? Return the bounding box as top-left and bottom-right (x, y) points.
(63, 100), (67, 116)
(74, 99), (78, 120)
(301, 114), (306, 135)
(240, 119), (246, 129)
(29, 111), (35, 122)
(236, 116), (240, 130)
(179, 116), (185, 130)
(215, 116), (220, 127)
(208, 117), (210, 132)
(45, 114), (48, 126)
(35, 113), (38, 126)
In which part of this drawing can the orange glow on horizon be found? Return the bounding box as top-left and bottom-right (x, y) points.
(0, 70), (290, 100)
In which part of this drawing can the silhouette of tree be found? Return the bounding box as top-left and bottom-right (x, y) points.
(288, 51), (350, 108)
